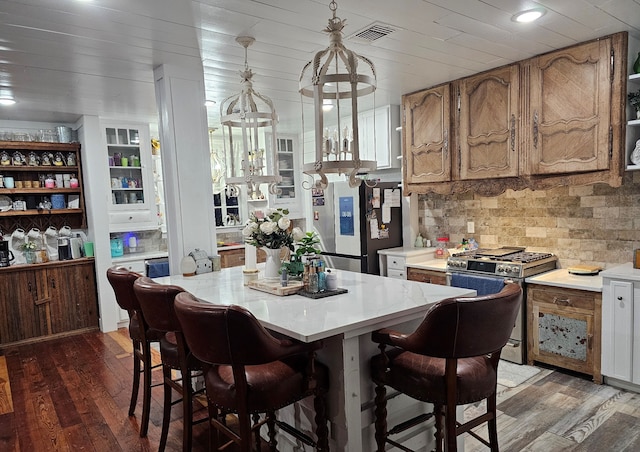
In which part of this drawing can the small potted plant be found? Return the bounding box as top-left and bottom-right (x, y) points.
(295, 231), (321, 263)
(629, 90), (640, 120)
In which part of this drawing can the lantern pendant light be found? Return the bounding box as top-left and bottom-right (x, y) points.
(221, 36), (281, 199)
(299, 0), (377, 189)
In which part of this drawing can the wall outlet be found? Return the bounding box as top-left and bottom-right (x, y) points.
(467, 221), (475, 234)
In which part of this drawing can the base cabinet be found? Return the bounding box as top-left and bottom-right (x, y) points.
(601, 274), (640, 384)
(406, 267), (447, 285)
(0, 259), (99, 346)
(527, 284), (602, 383)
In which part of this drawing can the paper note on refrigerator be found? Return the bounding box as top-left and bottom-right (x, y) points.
(382, 203), (391, 224)
(384, 188), (401, 207)
(370, 218), (379, 239)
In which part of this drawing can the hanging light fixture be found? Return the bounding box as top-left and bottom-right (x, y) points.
(221, 36), (281, 200)
(208, 128), (226, 195)
(299, 0), (377, 189)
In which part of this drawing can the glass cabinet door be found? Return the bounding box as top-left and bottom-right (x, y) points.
(106, 127), (146, 208)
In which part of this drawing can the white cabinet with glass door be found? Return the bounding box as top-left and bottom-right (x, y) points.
(103, 122), (156, 232)
(270, 135), (301, 216)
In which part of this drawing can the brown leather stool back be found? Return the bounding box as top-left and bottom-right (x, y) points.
(371, 282), (522, 452)
(175, 291), (330, 452)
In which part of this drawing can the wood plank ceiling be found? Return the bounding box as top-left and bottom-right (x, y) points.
(0, 0), (638, 134)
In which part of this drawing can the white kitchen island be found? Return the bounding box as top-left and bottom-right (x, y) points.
(155, 267), (475, 451)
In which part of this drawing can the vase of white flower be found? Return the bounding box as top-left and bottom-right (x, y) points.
(242, 208), (302, 280)
(262, 247), (282, 280)
(22, 241), (38, 264)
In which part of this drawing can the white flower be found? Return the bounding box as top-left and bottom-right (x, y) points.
(260, 221), (277, 235)
(242, 223), (256, 236)
(278, 217), (291, 231)
(292, 227), (305, 241)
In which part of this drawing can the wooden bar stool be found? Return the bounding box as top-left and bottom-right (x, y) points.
(133, 276), (206, 452)
(106, 266), (163, 437)
(370, 283), (522, 452)
(174, 291), (330, 452)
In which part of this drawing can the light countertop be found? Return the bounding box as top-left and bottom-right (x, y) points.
(154, 266), (475, 343)
(378, 246), (437, 258)
(525, 269), (603, 292)
(600, 262), (640, 282)
(405, 258), (448, 272)
(112, 250), (168, 263)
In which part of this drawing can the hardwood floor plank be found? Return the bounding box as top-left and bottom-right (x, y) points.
(0, 412), (19, 451)
(32, 390), (71, 450)
(0, 355), (13, 415)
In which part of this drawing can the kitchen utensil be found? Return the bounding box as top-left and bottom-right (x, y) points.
(56, 126), (72, 143)
(57, 237), (71, 260)
(567, 264), (602, 275)
(27, 228), (40, 240)
(0, 240), (15, 267)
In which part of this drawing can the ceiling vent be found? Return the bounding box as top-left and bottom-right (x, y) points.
(348, 22), (398, 44)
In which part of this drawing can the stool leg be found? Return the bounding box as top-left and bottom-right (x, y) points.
(182, 371), (193, 452)
(434, 404), (444, 452)
(445, 400), (457, 452)
(129, 339), (141, 417)
(314, 392), (329, 452)
(374, 383), (387, 452)
(266, 411), (277, 451)
(487, 392), (499, 452)
(140, 340), (153, 437)
(159, 365), (173, 452)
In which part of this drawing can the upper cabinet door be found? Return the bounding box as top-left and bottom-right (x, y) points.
(527, 38), (612, 175)
(403, 84), (451, 184)
(457, 65), (519, 180)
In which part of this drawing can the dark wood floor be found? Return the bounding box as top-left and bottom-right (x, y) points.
(2, 329), (640, 451)
(0, 328), (211, 451)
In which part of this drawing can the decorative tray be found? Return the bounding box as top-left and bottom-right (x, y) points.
(247, 279), (303, 296)
(297, 288), (348, 299)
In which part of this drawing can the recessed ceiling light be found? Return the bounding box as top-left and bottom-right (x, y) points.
(0, 97), (16, 106)
(205, 100), (216, 107)
(512, 8), (546, 23)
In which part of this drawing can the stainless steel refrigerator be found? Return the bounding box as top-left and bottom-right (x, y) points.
(312, 180), (403, 274)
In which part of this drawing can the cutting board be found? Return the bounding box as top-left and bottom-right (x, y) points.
(247, 279), (303, 296)
(567, 264), (602, 275)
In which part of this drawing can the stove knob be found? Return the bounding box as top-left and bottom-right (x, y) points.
(510, 266), (519, 274)
(497, 266), (504, 273)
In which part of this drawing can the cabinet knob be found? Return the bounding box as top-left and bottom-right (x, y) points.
(618, 296), (623, 301)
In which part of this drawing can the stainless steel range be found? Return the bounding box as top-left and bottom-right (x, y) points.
(446, 247), (558, 364)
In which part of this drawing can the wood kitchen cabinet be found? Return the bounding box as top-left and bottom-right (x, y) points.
(0, 259), (99, 346)
(527, 284), (602, 384)
(525, 38), (612, 176)
(457, 65), (519, 180)
(402, 31), (626, 196)
(406, 267), (447, 285)
(403, 84), (451, 186)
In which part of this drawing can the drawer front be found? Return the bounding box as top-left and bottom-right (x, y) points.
(113, 259), (146, 273)
(407, 268), (447, 285)
(387, 268), (406, 279)
(528, 286), (596, 311)
(220, 249), (245, 268)
(109, 210), (155, 225)
(387, 256), (406, 271)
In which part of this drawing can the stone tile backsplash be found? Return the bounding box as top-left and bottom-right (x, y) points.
(417, 172), (640, 269)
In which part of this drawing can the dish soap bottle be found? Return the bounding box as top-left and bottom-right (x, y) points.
(414, 234), (424, 248)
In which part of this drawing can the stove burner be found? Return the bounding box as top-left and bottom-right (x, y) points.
(499, 252), (554, 263)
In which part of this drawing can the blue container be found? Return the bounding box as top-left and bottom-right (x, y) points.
(110, 238), (123, 257)
(50, 194), (66, 209)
